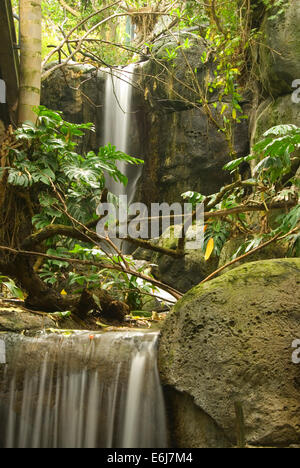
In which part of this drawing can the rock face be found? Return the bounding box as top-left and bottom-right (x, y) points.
(252, 0), (300, 145)
(258, 0), (300, 98)
(138, 103), (249, 205)
(42, 63), (107, 155)
(159, 258), (300, 447)
(136, 35), (249, 204)
(252, 94), (300, 145)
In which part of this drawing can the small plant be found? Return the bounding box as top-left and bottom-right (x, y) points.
(0, 277), (24, 300)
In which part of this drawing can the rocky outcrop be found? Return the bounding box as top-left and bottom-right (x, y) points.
(0, 301), (89, 332)
(137, 102), (249, 205)
(139, 34), (217, 111)
(159, 258), (300, 447)
(136, 34), (250, 204)
(252, 94), (300, 146)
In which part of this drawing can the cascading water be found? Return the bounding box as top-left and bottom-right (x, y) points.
(104, 64), (142, 204)
(0, 331), (168, 449)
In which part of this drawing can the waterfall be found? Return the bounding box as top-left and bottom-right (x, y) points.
(0, 331), (167, 449)
(104, 64), (142, 205)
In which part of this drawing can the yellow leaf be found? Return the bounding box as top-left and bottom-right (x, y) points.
(232, 108), (237, 120)
(205, 238), (214, 261)
(60, 289), (68, 296)
(221, 104), (227, 115)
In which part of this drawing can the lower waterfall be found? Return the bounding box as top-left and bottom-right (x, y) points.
(0, 331), (167, 449)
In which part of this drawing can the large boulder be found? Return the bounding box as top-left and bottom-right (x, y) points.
(159, 258), (300, 447)
(258, 0), (300, 97)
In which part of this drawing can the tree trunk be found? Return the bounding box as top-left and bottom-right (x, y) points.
(18, 0), (42, 124)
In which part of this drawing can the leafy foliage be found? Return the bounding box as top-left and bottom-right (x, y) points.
(5, 106), (142, 228)
(41, 243), (159, 310)
(182, 124), (299, 261)
(224, 125), (300, 184)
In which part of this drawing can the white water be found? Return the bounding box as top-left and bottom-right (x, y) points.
(0, 331), (167, 449)
(104, 64), (142, 204)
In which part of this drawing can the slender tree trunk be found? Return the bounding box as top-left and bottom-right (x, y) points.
(18, 0), (42, 124)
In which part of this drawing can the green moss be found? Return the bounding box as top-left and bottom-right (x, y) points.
(171, 258), (300, 312)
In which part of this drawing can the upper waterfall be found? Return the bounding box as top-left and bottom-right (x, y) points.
(104, 64), (142, 205)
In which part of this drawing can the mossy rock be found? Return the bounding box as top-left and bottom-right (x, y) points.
(159, 258), (300, 447)
(253, 95), (300, 146)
